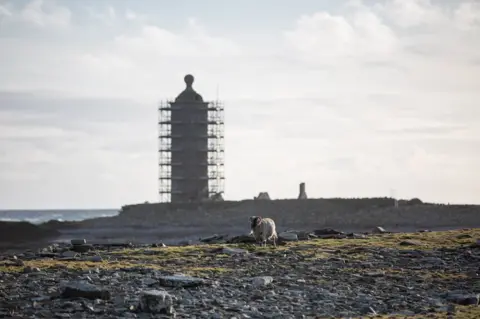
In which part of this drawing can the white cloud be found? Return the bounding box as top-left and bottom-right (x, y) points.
(20, 0), (71, 27)
(374, 0), (448, 28)
(0, 3), (12, 18)
(86, 5), (116, 24)
(0, 0), (479, 207)
(454, 1), (480, 31)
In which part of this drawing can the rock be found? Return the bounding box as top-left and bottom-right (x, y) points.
(143, 278), (157, 286)
(1, 229), (479, 318)
(71, 239), (86, 245)
(158, 275), (206, 288)
(23, 266), (41, 273)
(278, 232), (298, 241)
(399, 240), (423, 246)
(71, 244), (93, 253)
(138, 290), (175, 315)
(220, 247), (249, 255)
(227, 235), (257, 244)
(295, 231), (312, 240)
(252, 276), (273, 287)
(317, 234), (347, 239)
(200, 234), (229, 244)
(61, 251), (78, 258)
(151, 242), (167, 248)
(312, 228), (344, 236)
(447, 293), (480, 306)
(61, 281), (111, 300)
(372, 226), (387, 234)
(346, 233), (367, 239)
(88, 256), (103, 262)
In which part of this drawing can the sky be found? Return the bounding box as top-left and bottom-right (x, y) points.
(0, 0), (479, 209)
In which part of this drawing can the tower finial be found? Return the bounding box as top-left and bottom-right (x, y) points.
(184, 74), (194, 88)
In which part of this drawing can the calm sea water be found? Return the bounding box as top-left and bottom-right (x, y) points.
(0, 209), (119, 224)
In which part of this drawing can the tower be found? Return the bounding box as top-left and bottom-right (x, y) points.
(158, 74), (225, 203)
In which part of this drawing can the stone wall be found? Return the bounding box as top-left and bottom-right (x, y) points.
(112, 198), (480, 232)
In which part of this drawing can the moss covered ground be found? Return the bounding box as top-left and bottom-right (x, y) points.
(1, 228), (478, 318)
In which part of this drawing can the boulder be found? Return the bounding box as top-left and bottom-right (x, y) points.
(138, 290), (175, 315)
(278, 232), (298, 241)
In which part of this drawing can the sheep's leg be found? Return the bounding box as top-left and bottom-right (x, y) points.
(273, 237), (277, 248)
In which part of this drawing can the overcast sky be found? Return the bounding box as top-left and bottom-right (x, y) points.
(0, 0), (479, 209)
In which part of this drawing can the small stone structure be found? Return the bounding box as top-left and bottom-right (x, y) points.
(298, 182), (307, 199)
(255, 192), (271, 200)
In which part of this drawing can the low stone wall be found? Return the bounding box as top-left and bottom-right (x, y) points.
(112, 199), (480, 232)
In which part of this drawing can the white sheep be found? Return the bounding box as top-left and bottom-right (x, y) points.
(249, 216), (278, 247)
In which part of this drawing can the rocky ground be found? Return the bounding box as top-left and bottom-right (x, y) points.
(0, 228), (479, 318)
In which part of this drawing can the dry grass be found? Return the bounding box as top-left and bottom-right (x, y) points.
(1, 228), (477, 275)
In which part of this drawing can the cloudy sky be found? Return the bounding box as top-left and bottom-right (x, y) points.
(0, 0), (479, 209)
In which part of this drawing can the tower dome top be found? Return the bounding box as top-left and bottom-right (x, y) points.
(175, 74), (203, 102)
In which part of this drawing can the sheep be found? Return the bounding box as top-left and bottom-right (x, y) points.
(249, 216), (278, 247)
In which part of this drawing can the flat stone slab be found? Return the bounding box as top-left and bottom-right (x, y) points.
(61, 281), (111, 300)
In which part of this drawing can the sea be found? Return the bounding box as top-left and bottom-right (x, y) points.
(0, 209), (119, 224)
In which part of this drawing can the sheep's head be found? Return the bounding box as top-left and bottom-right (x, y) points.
(249, 216), (262, 229)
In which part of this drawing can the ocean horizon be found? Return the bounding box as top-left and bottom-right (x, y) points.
(0, 209), (119, 224)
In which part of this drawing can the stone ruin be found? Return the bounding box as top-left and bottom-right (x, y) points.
(298, 182), (307, 199)
(254, 192), (271, 200)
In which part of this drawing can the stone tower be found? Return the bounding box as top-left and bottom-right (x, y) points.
(158, 74), (225, 203)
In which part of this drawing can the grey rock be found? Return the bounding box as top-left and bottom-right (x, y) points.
(88, 256), (102, 262)
(61, 281), (111, 300)
(61, 251), (79, 258)
(71, 244), (93, 253)
(311, 228), (344, 236)
(447, 293), (480, 306)
(227, 234), (257, 244)
(372, 226), (387, 234)
(138, 289), (175, 315)
(23, 266), (41, 273)
(278, 232), (298, 241)
(252, 276), (273, 287)
(71, 239), (86, 245)
(200, 234), (229, 244)
(158, 275), (207, 288)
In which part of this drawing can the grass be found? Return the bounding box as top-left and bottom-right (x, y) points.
(1, 228), (477, 274)
(0, 228), (478, 318)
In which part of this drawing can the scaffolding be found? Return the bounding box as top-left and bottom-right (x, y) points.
(158, 100), (225, 203)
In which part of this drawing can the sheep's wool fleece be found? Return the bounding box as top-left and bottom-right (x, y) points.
(252, 217), (277, 241)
